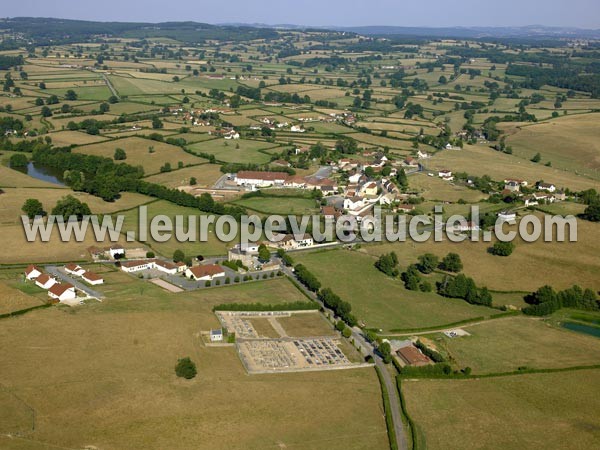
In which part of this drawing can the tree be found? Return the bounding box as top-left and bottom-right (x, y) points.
(9, 153), (28, 168)
(41, 106), (52, 117)
(99, 102), (110, 113)
(490, 241), (514, 256)
(417, 253), (439, 274)
(440, 252), (462, 272)
(258, 244), (271, 263)
(51, 195), (91, 220)
(174, 357), (197, 379)
(65, 89), (78, 101)
(152, 116), (163, 129)
(189, 177), (197, 186)
(401, 264), (422, 291)
(531, 152), (542, 163)
(342, 327), (352, 338)
(396, 168), (408, 188)
(146, 251), (155, 258)
(374, 252), (399, 277)
(22, 198), (45, 219)
(335, 320), (346, 332)
(113, 148), (127, 160)
(378, 342), (392, 364)
(173, 249), (185, 263)
(108, 95), (119, 104)
(583, 202), (600, 222)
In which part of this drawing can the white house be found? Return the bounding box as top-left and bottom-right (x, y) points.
(48, 283), (77, 302)
(64, 263), (86, 277)
(343, 196), (366, 211)
(35, 274), (57, 290)
(290, 125), (305, 133)
(498, 211), (517, 222)
(109, 245), (125, 259)
(438, 169), (453, 178)
(120, 260), (155, 273)
(210, 329), (223, 342)
(82, 271), (104, 285)
(235, 171), (289, 188)
(186, 264), (225, 281)
(537, 182), (556, 193)
(417, 150), (430, 159)
(24, 265), (42, 280)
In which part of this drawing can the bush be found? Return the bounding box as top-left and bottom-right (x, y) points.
(417, 253), (438, 274)
(440, 252), (463, 272)
(342, 327), (352, 338)
(175, 357), (197, 379)
(490, 241), (514, 256)
(146, 251), (155, 258)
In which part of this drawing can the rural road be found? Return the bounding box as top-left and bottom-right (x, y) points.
(101, 73), (119, 100)
(280, 262), (408, 450)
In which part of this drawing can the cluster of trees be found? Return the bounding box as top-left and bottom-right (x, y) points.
(437, 274), (492, 306)
(579, 189), (600, 222)
(318, 288), (357, 327)
(399, 253), (463, 292)
(523, 285), (599, 316)
(401, 265), (431, 292)
(374, 252), (399, 277)
(489, 241), (514, 256)
(415, 340), (445, 363)
(39, 195), (92, 220)
(9, 153), (28, 168)
(263, 91), (310, 104)
(175, 357), (197, 379)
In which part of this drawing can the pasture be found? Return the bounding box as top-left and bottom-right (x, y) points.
(0, 274), (388, 450)
(293, 249), (504, 332)
(403, 370), (600, 450)
(187, 139), (280, 164)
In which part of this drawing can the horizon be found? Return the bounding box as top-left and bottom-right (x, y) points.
(4, 0), (600, 29)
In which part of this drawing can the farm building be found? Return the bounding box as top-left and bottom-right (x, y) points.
(109, 245), (126, 259)
(234, 171), (289, 188)
(35, 274), (57, 290)
(120, 260), (155, 273)
(396, 344), (431, 367)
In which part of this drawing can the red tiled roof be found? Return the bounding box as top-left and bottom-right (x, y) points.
(36, 274), (53, 285)
(25, 264), (41, 275)
(397, 345), (430, 365)
(48, 283), (74, 297)
(188, 264), (224, 278)
(82, 271), (103, 282)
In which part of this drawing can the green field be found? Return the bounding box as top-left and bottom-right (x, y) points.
(231, 196), (318, 215)
(294, 249), (504, 331)
(187, 139), (280, 164)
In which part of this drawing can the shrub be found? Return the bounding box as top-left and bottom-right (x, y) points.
(440, 252), (462, 272)
(146, 251), (155, 258)
(205, 280), (211, 287)
(175, 357), (197, 379)
(490, 241), (514, 256)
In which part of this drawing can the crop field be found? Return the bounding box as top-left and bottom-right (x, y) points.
(277, 312), (337, 337)
(504, 113), (600, 180)
(231, 196), (318, 215)
(187, 138), (280, 164)
(428, 316), (600, 373)
(427, 143), (599, 191)
(0, 274), (388, 450)
(0, 281), (45, 314)
(364, 214), (600, 293)
(73, 136), (207, 175)
(143, 164), (223, 188)
(403, 370), (600, 450)
(294, 249), (504, 331)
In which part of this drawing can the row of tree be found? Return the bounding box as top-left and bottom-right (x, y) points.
(523, 285), (599, 316)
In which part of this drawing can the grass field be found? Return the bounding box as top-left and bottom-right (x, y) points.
(429, 143), (600, 191)
(278, 312), (337, 337)
(73, 136), (207, 175)
(429, 316), (600, 373)
(504, 113), (600, 180)
(403, 369), (600, 450)
(0, 273), (388, 450)
(294, 249), (503, 332)
(362, 212), (600, 293)
(0, 165), (68, 189)
(231, 196), (318, 215)
(143, 164), (223, 188)
(187, 139), (280, 164)
(0, 281), (45, 315)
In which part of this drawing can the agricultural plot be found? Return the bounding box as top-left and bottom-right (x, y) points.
(143, 164), (223, 188)
(187, 138), (280, 164)
(294, 249), (504, 332)
(73, 136), (207, 175)
(0, 274), (388, 450)
(403, 370), (600, 450)
(430, 316), (600, 373)
(231, 196), (318, 215)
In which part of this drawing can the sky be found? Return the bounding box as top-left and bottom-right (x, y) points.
(5, 0), (600, 29)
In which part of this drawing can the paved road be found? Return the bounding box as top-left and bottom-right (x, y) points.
(311, 166), (332, 179)
(45, 266), (105, 299)
(279, 262), (407, 450)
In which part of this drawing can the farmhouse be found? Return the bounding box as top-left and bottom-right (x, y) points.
(154, 259), (186, 275)
(35, 274), (57, 290)
(362, 182), (378, 196)
(235, 171), (289, 188)
(524, 196), (539, 207)
(48, 283), (77, 302)
(504, 181), (520, 192)
(397, 344), (431, 366)
(438, 169), (452, 178)
(228, 243), (259, 267)
(320, 205), (337, 220)
(64, 263), (86, 277)
(82, 271), (104, 285)
(186, 264), (225, 281)
(24, 264), (42, 280)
